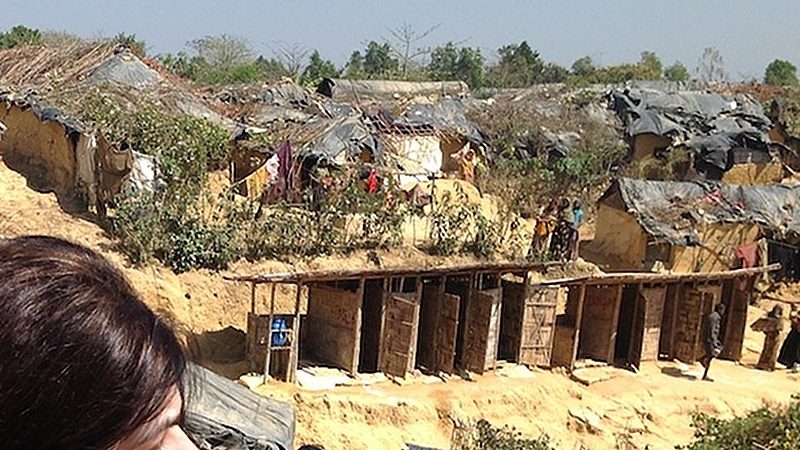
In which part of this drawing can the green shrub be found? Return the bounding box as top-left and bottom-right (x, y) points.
(452, 419), (556, 450)
(678, 397), (800, 450)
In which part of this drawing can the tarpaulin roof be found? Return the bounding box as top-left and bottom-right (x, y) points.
(389, 98), (486, 145)
(609, 88), (774, 170)
(604, 177), (800, 245)
(184, 364), (295, 450)
(85, 50), (162, 88)
(323, 78), (469, 102)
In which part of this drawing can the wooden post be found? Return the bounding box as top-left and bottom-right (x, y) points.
(518, 271), (531, 362)
(290, 283), (303, 383)
(607, 283), (624, 364)
(669, 283), (682, 360)
(570, 283), (587, 371)
(377, 277), (390, 368)
(351, 278), (365, 376)
(409, 277), (423, 373)
(250, 282), (257, 315)
(262, 283), (276, 384)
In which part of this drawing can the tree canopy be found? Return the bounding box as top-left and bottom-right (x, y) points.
(764, 59), (798, 86)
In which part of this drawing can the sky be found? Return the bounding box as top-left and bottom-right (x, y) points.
(2, 0), (798, 80)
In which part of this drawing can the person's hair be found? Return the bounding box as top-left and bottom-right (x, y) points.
(0, 236), (187, 449)
(714, 302), (726, 314)
(573, 199), (582, 208)
(771, 304), (784, 318)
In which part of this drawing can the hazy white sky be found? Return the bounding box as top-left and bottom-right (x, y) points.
(2, 0), (798, 80)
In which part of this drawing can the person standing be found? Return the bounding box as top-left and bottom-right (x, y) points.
(570, 199), (585, 260)
(778, 304), (800, 371)
(700, 303), (726, 381)
(751, 305), (785, 371)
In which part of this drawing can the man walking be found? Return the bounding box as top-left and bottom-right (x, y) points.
(700, 303), (725, 381)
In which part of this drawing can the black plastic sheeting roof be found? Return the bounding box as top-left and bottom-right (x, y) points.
(184, 364), (295, 450)
(0, 92), (85, 135)
(606, 177), (800, 245)
(609, 88), (774, 170)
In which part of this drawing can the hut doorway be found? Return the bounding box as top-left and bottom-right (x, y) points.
(358, 279), (385, 373)
(416, 277), (460, 374)
(378, 277), (422, 377)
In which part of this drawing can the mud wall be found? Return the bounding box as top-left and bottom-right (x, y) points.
(0, 103), (76, 195)
(592, 204), (648, 270)
(722, 162), (784, 185)
(631, 133), (672, 161)
(669, 223), (760, 273)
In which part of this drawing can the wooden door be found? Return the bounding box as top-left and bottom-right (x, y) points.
(246, 313), (269, 372)
(519, 287), (558, 367)
(379, 293), (420, 377)
(721, 279), (750, 361)
(673, 288), (712, 364)
(462, 287), (502, 373)
(435, 292), (460, 373)
(629, 286), (666, 366)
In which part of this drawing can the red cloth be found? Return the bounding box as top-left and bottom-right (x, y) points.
(735, 242), (759, 268)
(366, 170), (378, 193)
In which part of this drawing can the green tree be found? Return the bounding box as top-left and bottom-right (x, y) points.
(635, 51), (662, 80)
(189, 34), (253, 70)
(571, 56), (596, 77)
(299, 50), (340, 87)
(343, 51), (365, 79)
(541, 62), (569, 83)
(0, 25), (42, 49)
(363, 41), (399, 79)
(764, 59), (799, 86)
(664, 61), (690, 82)
(428, 42), (486, 89)
(486, 41), (546, 87)
(254, 56), (290, 80)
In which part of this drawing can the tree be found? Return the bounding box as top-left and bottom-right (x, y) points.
(271, 41), (309, 81)
(343, 51), (365, 79)
(363, 41), (399, 79)
(635, 51), (662, 80)
(0, 25), (42, 49)
(663, 61), (690, 82)
(571, 56), (596, 78)
(189, 34), (253, 69)
(541, 63), (569, 83)
(697, 47), (728, 83)
(764, 59), (798, 86)
(386, 22), (438, 79)
(299, 50), (340, 87)
(254, 56), (290, 81)
(486, 41), (546, 88)
(428, 42), (486, 89)
(41, 30), (84, 48)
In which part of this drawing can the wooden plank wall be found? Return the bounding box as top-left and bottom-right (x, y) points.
(639, 286), (666, 362)
(306, 285), (361, 373)
(578, 285), (620, 362)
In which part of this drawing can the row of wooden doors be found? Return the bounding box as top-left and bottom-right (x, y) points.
(378, 277), (558, 377)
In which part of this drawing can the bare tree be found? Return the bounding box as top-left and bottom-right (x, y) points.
(270, 41), (310, 81)
(385, 22), (440, 79)
(189, 34), (253, 69)
(696, 47), (728, 83)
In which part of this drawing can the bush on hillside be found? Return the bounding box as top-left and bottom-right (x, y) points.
(678, 397), (800, 450)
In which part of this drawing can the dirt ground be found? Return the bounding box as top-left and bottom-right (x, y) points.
(2, 157), (799, 449)
(256, 301), (799, 450)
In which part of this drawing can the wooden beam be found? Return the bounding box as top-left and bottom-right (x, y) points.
(531, 264), (782, 287)
(377, 277), (390, 369)
(518, 271), (531, 362)
(224, 261), (563, 284)
(570, 283), (587, 372)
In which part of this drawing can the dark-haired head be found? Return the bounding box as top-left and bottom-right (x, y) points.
(0, 236), (195, 449)
(715, 302), (726, 314)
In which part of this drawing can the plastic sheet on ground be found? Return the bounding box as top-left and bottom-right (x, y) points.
(185, 363), (295, 450)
